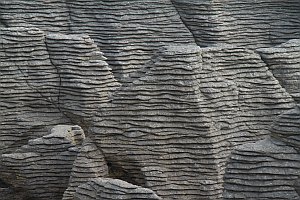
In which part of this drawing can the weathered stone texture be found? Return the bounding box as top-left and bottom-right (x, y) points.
(74, 178), (162, 200)
(224, 105), (300, 200)
(91, 45), (295, 199)
(172, 0), (300, 48)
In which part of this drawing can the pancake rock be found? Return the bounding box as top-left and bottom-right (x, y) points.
(63, 139), (109, 200)
(0, 125), (85, 200)
(45, 33), (120, 128)
(0, 27), (69, 154)
(172, 0), (300, 48)
(257, 39), (300, 103)
(91, 45), (294, 199)
(74, 178), (162, 200)
(0, 27), (119, 155)
(223, 105), (300, 199)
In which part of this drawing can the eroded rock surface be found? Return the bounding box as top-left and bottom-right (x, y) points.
(91, 45), (295, 199)
(74, 178), (162, 200)
(223, 105), (300, 199)
(0, 125), (84, 199)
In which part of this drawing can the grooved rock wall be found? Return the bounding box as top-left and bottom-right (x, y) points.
(257, 39), (300, 103)
(172, 0), (300, 48)
(91, 45), (295, 199)
(224, 106), (300, 199)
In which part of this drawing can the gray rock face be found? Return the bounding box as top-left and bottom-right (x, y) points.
(257, 39), (300, 103)
(0, 27), (119, 155)
(223, 105), (300, 199)
(172, 0), (300, 48)
(0, 1), (300, 200)
(91, 45), (294, 199)
(63, 139), (109, 200)
(0, 125), (84, 199)
(74, 178), (162, 200)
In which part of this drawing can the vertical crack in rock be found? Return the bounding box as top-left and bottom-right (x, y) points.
(0, 27), (70, 154)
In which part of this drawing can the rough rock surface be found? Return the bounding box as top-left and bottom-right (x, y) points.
(91, 45), (294, 199)
(172, 0), (300, 48)
(63, 139), (109, 200)
(0, 27), (69, 154)
(0, 0), (300, 200)
(257, 39), (300, 103)
(223, 105), (300, 199)
(0, 27), (119, 155)
(74, 178), (162, 200)
(0, 125), (85, 200)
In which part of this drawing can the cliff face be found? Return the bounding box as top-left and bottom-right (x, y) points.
(0, 1), (300, 200)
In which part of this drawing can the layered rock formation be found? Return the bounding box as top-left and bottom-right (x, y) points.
(172, 0), (300, 48)
(257, 39), (300, 103)
(74, 178), (162, 200)
(91, 45), (295, 199)
(0, 0), (300, 199)
(0, 125), (84, 199)
(223, 105), (300, 199)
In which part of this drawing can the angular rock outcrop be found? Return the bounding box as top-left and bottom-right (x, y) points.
(0, 27), (119, 154)
(63, 139), (109, 200)
(0, 27), (69, 154)
(91, 45), (294, 199)
(172, 0), (300, 48)
(45, 33), (120, 127)
(67, 0), (196, 81)
(74, 178), (162, 200)
(223, 105), (300, 199)
(257, 39), (300, 103)
(0, 125), (85, 200)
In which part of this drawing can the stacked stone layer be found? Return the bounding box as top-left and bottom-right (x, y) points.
(224, 105), (300, 199)
(257, 39), (300, 103)
(172, 0), (300, 48)
(91, 45), (294, 199)
(74, 178), (162, 200)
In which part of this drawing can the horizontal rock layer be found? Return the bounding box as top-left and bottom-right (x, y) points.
(173, 0), (300, 49)
(257, 39), (300, 103)
(91, 45), (294, 199)
(74, 178), (162, 200)
(224, 105), (300, 199)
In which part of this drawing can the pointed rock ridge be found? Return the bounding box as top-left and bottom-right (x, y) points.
(257, 39), (300, 103)
(270, 105), (300, 152)
(63, 138), (109, 200)
(67, 0), (196, 82)
(0, 27), (70, 154)
(172, 0), (300, 49)
(0, 125), (85, 200)
(223, 105), (300, 199)
(0, 0), (70, 32)
(45, 33), (120, 128)
(91, 44), (294, 199)
(74, 178), (162, 200)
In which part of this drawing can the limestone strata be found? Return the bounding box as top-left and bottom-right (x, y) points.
(0, 125), (85, 200)
(257, 39), (300, 103)
(63, 139), (109, 200)
(0, 0), (70, 32)
(172, 0), (300, 48)
(91, 45), (294, 199)
(45, 33), (120, 126)
(224, 105), (300, 199)
(67, 0), (196, 81)
(74, 178), (162, 200)
(0, 27), (69, 154)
